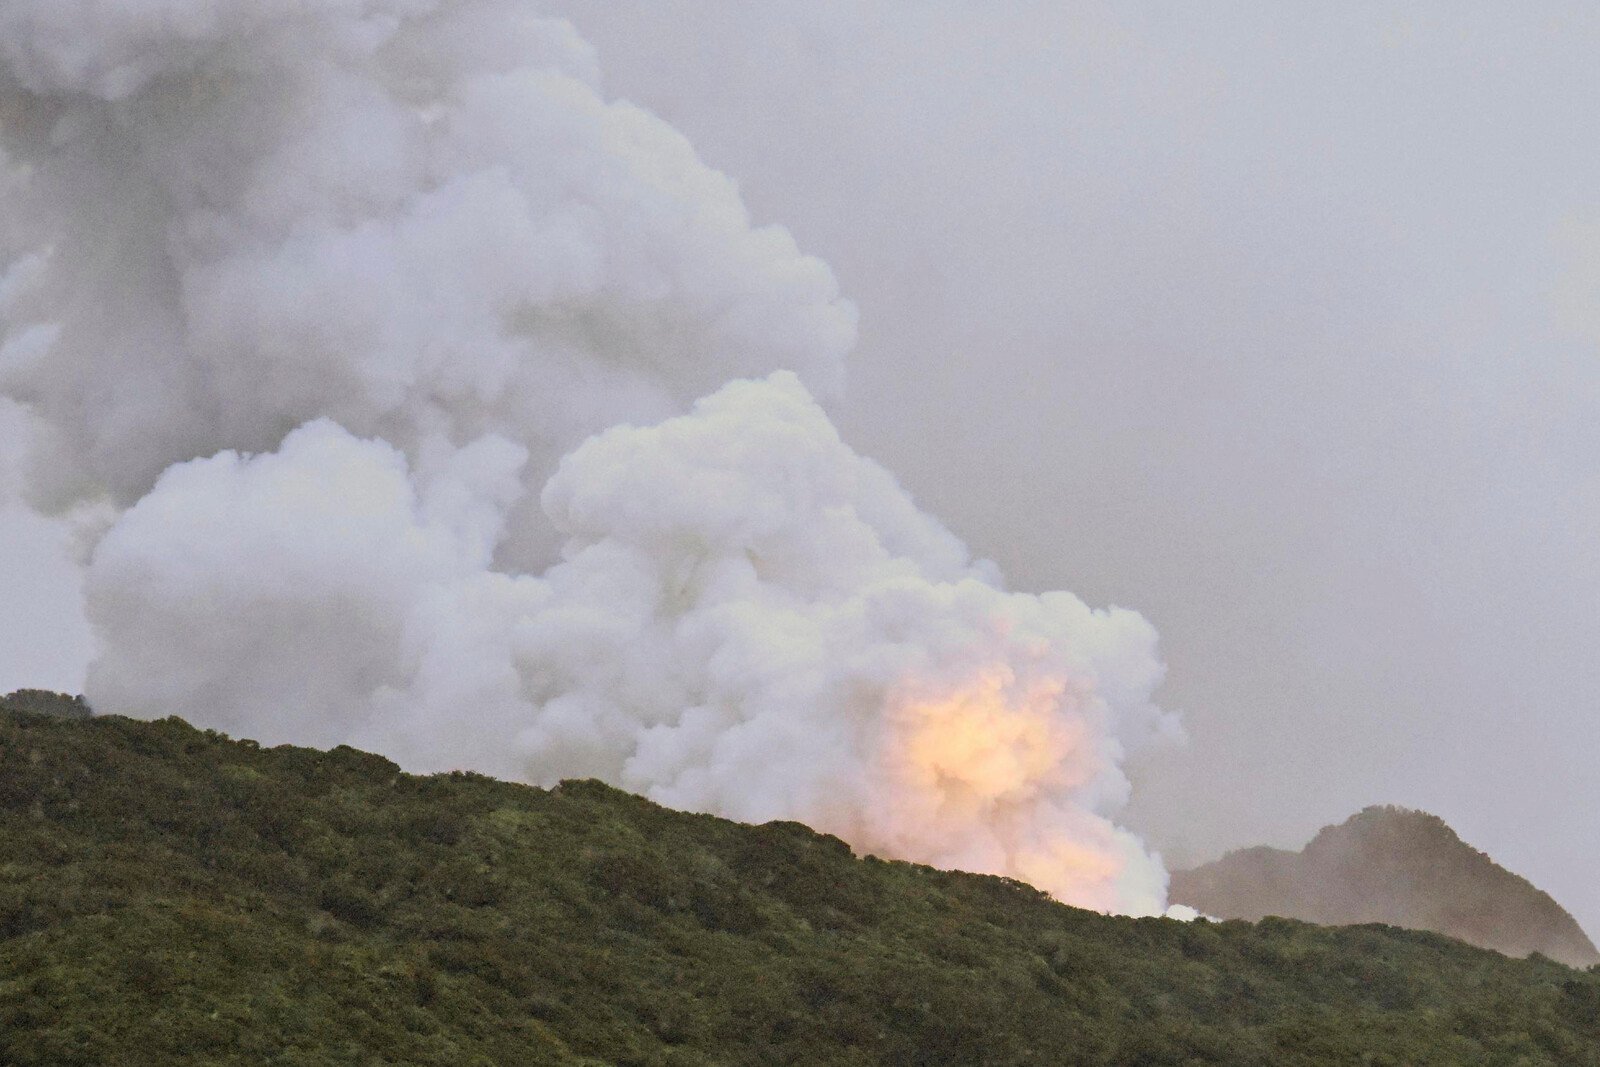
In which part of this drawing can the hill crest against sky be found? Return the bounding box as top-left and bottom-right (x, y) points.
(1171, 806), (1599, 969)
(3, 695), (1600, 1065)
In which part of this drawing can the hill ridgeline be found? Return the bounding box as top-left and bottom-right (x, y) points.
(2, 693), (1599, 1065)
(1170, 806), (1599, 969)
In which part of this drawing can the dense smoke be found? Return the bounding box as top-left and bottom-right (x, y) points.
(0, 0), (851, 542)
(0, 1), (1175, 913)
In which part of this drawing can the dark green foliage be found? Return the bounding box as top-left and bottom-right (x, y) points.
(2, 708), (1598, 1065)
(0, 689), (91, 719)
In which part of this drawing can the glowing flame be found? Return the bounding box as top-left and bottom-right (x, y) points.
(862, 663), (1145, 913)
(896, 666), (1075, 801)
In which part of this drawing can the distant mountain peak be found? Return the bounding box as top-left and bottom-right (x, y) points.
(1171, 806), (1599, 968)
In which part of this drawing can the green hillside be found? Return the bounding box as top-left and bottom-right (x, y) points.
(2, 698), (1598, 1066)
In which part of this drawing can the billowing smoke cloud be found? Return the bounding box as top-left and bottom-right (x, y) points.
(0, 0), (852, 545)
(1, 1), (1175, 913)
(91, 374), (1174, 911)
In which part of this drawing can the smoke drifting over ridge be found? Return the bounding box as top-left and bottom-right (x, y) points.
(0, 3), (1176, 912)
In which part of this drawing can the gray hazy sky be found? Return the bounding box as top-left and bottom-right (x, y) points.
(552, 1), (1600, 936)
(3, 2), (1598, 935)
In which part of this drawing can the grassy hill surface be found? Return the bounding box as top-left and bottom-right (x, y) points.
(1171, 806), (1600, 969)
(2, 698), (1599, 1066)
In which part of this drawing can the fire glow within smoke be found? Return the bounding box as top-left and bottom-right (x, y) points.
(0, 1), (1179, 915)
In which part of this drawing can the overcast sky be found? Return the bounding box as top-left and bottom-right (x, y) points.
(551, 0), (1600, 936)
(4, 2), (1598, 936)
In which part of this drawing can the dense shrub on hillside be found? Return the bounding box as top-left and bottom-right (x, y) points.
(0, 689), (90, 720)
(1, 699), (1598, 1065)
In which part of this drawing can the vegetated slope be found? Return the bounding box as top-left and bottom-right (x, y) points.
(0, 689), (90, 719)
(2, 702), (1598, 1066)
(1170, 806), (1600, 969)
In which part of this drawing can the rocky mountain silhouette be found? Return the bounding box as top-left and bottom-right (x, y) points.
(1171, 806), (1599, 968)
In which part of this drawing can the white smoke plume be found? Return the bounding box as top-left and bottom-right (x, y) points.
(1, 2), (1177, 914)
(0, 0), (852, 549)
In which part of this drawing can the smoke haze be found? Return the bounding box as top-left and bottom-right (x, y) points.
(4, 2), (1598, 934)
(0, 0), (1179, 914)
(547, 1), (1600, 940)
